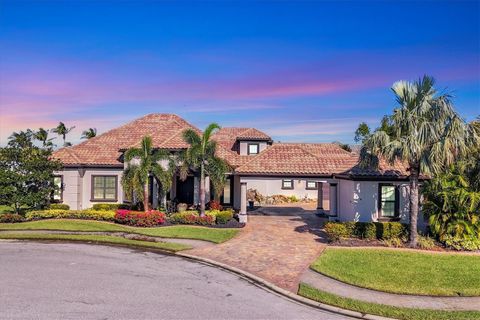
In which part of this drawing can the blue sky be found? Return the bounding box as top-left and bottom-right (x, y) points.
(0, 0), (478, 145)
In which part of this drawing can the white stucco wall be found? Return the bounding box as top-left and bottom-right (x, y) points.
(55, 168), (124, 210)
(337, 179), (411, 223)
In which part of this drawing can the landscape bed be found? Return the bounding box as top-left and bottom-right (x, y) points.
(310, 247), (480, 296)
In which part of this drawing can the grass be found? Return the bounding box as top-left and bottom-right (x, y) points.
(311, 247), (480, 296)
(0, 219), (240, 243)
(298, 283), (480, 320)
(0, 233), (190, 252)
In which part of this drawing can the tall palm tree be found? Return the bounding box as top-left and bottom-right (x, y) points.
(33, 128), (55, 147)
(8, 130), (34, 148)
(122, 136), (175, 211)
(53, 122), (75, 147)
(360, 75), (474, 247)
(181, 123), (230, 216)
(81, 128), (97, 139)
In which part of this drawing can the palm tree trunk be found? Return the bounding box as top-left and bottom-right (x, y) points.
(409, 167), (420, 247)
(144, 176), (149, 212)
(199, 162), (206, 217)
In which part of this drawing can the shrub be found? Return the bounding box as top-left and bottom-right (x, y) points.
(417, 235), (436, 250)
(357, 222), (376, 240)
(374, 222), (408, 240)
(324, 222), (350, 242)
(443, 235), (480, 251)
(114, 209), (166, 227)
(288, 195), (299, 203)
(210, 209), (234, 224)
(0, 213), (24, 223)
(92, 203), (125, 211)
(207, 200), (223, 211)
(382, 237), (404, 248)
(49, 203), (70, 210)
(323, 221), (409, 241)
(26, 209), (115, 221)
(169, 210), (216, 225)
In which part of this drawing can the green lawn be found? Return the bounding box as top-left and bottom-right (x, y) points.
(0, 219), (240, 243)
(298, 283), (480, 320)
(0, 233), (190, 252)
(311, 248), (480, 296)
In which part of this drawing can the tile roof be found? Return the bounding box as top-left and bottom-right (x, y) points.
(52, 114), (200, 166)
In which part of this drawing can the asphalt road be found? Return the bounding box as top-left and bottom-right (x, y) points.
(0, 242), (350, 320)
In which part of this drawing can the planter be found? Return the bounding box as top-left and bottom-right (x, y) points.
(177, 203), (188, 212)
(248, 200), (255, 209)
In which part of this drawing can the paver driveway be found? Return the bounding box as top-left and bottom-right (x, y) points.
(186, 204), (327, 292)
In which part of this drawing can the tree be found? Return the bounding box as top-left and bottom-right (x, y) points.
(33, 128), (55, 147)
(181, 123), (230, 216)
(8, 130), (34, 148)
(360, 75), (473, 247)
(354, 122), (370, 143)
(53, 122), (75, 147)
(81, 128), (97, 139)
(121, 136), (175, 211)
(0, 138), (62, 214)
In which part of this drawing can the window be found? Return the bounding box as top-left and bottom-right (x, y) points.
(247, 143), (259, 155)
(282, 179), (294, 190)
(52, 176), (63, 202)
(91, 175), (117, 201)
(306, 181), (317, 190)
(222, 178), (231, 204)
(379, 184), (398, 218)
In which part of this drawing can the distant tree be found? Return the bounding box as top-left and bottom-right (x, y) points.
(8, 130), (34, 149)
(33, 128), (55, 147)
(332, 141), (352, 152)
(122, 136), (175, 211)
(81, 128), (97, 139)
(360, 75), (473, 247)
(181, 123), (230, 216)
(354, 122), (370, 143)
(0, 139), (62, 214)
(53, 122), (75, 147)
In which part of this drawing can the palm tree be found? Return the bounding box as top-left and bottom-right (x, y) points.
(81, 128), (97, 139)
(181, 123), (230, 216)
(122, 136), (175, 211)
(53, 122), (75, 147)
(360, 75), (474, 247)
(8, 130), (34, 148)
(33, 128), (55, 147)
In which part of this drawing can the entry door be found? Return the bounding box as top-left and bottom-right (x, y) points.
(176, 176), (194, 204)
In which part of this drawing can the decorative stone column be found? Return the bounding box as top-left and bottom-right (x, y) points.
(239, 182), (248, 223)
(329, 183), (338, 216)
(317, 182), (324, 210)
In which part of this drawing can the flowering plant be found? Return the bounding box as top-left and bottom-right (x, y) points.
(114, 209), (166, 227)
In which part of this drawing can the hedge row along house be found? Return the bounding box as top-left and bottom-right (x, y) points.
(52, 113), (421, 224)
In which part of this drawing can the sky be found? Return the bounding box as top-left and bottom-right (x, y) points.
(0, 0), (479, 146)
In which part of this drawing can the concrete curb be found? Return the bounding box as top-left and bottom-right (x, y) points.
(176, 252), (395, 320)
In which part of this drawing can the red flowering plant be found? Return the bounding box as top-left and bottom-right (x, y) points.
(207, 200), (223, 211)
(114, 209), (166, 227)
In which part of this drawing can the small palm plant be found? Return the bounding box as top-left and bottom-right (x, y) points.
(81, 128), (97, 139)
(360, 75), (475, 247)
(53, 122), (75, 147)
(181, 123), (230, 216)
(122, 136), (175, 211)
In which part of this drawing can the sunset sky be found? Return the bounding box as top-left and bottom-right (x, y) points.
(0, 1), (479, 146)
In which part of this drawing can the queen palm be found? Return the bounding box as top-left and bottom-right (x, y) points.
(34, 128), (54, 147)
(53, 122), (75, 147)
(181, 123), (230, 216)
(361, 75), (473, 247)
(81, 128), (97, 139)
(122, 136), (175, 211)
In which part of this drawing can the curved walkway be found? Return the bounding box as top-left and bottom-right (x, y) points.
(302, 269), (480, 311)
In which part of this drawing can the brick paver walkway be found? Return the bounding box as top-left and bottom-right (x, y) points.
(185, 206), (327, 292)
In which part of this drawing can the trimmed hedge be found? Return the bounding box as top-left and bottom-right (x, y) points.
(211, 209), (234, 224)
(114, 209), (166, 227)
(169, 211), (216, 225)
(324, 221), (408, 242)
(26, 209), (115, 221)
(0, 213), (24, 223)
(49, 203), (70, 210)
(91, 203), (128, 211)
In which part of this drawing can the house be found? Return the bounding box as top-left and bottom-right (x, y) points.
(52, 113), (415, 223)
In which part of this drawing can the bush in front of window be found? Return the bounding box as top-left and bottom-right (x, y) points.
(114, 209), (166, 227)
(0, 213), (25, 223)
(26, 209), (115, 221)
(49, 203), (70, 210)
(324, 221), (409, 242)
(206, 200), (223, 211)
(92, 203), (129, 211)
